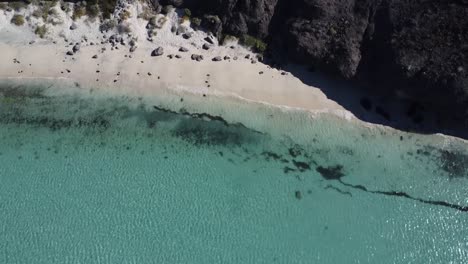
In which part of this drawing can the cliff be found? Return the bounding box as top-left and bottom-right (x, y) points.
(165, 0), (468, 127)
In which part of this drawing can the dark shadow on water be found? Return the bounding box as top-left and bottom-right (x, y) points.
(281, 64), (468, 140)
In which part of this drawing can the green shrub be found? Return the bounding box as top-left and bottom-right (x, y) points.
(72, 6), (86, 20)
(99, 19), (116, 32)
(183, 8), (191, 17)
(119, 9), (131, 20)
(86, 4), (100, 19)
(9, 2), (27, 11)
(98, 0), (117, 19)
(137, 6), (154, 20)
(11, 14), (25, 26)
(190, 17), (201, 27)
(241, 34), (267, 53)
(35, 25), (47, 38)
(60, 2), (71, 13)
(161, 5), (173, 15)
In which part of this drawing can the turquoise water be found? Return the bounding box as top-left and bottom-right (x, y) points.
(0, 83), (468, 263)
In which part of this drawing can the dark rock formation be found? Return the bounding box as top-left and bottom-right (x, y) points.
(181, 0), (468, 131)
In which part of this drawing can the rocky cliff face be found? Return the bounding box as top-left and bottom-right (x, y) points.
(175, 0), (468, 125)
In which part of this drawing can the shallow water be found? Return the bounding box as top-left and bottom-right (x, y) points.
(0, 83), (468, 263)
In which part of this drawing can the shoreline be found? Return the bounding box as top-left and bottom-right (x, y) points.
(1, 75), (467, 149)
(0, 4), (467, 144)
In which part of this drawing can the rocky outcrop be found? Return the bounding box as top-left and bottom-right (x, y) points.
(181, 0), (468, 126)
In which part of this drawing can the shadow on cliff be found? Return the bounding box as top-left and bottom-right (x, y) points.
(282, 64), (468, 140)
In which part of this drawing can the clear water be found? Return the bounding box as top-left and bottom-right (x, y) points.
(0, 83), (468, 263)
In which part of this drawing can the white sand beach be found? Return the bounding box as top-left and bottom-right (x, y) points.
(0, 1), (347, 119)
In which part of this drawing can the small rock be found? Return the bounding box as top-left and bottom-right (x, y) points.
(72, 43), (80, 53)
(245, 54), (250, 59)
(259, 71), (263, 74)
(175, 54), (182, 59)
(29, 40), (35, 45)
(92, 55), (98, 59)
(251, 60), (257, 64)
(223, 56), (230, 60)
(202, 43), (211, 50)
(204, 36), (215, 44)
(182, 32), (193, 39)
(179, 47), (189, 52)
(130, 46), (137, 52)
(457, 66), (464, 73)
(191, 54), (203, 61)
(212, 56), (222, 62)
(151, 47), (164, 56)
(66, 51), (74, 56)
(176, 26), (187, 35)
(168, 54), (174, 59)
(233, 56), (238, 60)
(70, 23), (77, 30)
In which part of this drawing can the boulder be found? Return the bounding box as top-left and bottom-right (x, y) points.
(182, 32), (193, 39)
(202, 43), (211, 50)
(191, 54), (204, 61)
(212, 56), (222, 61)
(151, 47), (164, 56)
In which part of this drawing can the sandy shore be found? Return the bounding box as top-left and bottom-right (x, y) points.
(0, 41), (345, 115)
